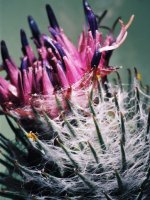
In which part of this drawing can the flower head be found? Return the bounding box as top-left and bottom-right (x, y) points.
(0, 0), (133, 120)
(1, 1), (150, 200)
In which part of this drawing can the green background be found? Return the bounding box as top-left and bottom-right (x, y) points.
(0, 0), (150, 136)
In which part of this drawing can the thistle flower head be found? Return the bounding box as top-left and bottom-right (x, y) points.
(0, 0), (133, 121)
(1, 1), (150, 200)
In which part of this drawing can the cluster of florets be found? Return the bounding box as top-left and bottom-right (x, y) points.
(0, 0), (133, 120)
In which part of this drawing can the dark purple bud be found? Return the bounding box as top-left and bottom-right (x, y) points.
(28, 16), (41, 45)
(20, 29), (36, 64)
(105, 51), (113, 65)
(54, 43), (66, 71)
(0, 41), (19, 87)
(20, 29), (29, 47)
(21, 57), (28, 71)
(43, 61), (57, 87)
(1, 40), (10, 62)
(20, 29), (29, 56)
(54, 43), (66, 57)
(46, 66), (53, 82)
(83, 0), (98, 38)
(91, 50), (101, 68)
(42, 35), (57, 53)
(46, 4), (59, 30)
(49, 27), (60, 39)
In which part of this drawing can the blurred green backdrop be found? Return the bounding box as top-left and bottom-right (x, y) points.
(0, 0), (150, 137)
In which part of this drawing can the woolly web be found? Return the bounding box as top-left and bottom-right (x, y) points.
(1, 73), (150, 200)
(9, 74), (150, 200)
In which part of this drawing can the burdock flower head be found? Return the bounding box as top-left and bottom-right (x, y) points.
(0, 0), (133, 122)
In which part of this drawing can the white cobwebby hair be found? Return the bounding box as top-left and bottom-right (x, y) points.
(19, 73), (150, 199)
